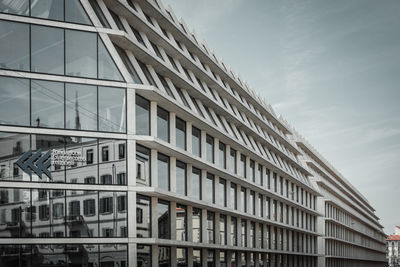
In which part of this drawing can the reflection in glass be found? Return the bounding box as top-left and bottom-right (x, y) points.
(177, 247), (187, 267)
(193, 249), (202, 267)
(66, 83), (97, 131)
(99, 86), (126, 132)
(100, 244), (127, 267)
(192, 208), (201, 243)
(0, 20), (29, 71)
(65, 0), (92, 25)
(206, 134), (214, 163)
(66, 30), (97, 78)
(192, 168), (201, 200)
(136, 95), (150, 135)
(176, 117), (186, 150)
(137, 244), (151, 267)
(159, 246), (170, 267)
(157, 106), (169, 142)
(137, 194), (151, 238)
(219, 178), (226, 207)
(136, 145), (150, 186)
(157, 200), (170, 239)
(229, 148), (237, 173)
(176, 204), (187, 241)
(205, 173), (214, 203)
(157, 153), (169, 191)
(192, 126), (201, 157)
(219, 142), (226, 169)
(207, 250), (215, 267)
(231, 217), (237, 246)
(220, 215), (227, 245)
(31, 80), (64, 128)
(31, 0), (64, 21)
(0, 134), (28, 179)
(176, 161), (186, 196)
(230, 183), (237, 210)
(0, 76), (29, 126)
(207, 211), (215, 244)
(31, 25), (64, 74)
(98, 37), (123, 81)
(0, 1), (29, 15)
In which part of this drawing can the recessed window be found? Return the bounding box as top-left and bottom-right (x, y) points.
(192, 126), (201, 157)
(157, 106), (169, 142)
(206, 134), (214, 163)
(192, 167), (201, 200)
(157, 153), (169, 191)
(136, 95), (150, 135)
(176, 161), (186, 196)
(176, 117), (186, 150)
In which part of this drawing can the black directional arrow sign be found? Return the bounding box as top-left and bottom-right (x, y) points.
(16, 149), (53, 180)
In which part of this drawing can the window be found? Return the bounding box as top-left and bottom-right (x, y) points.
(192, 167), (201, 200)
(250, 191), (255, 215)
(115, 45), (142, 83)
(192, 126), (201, 157)
(229, 148), (237, 174)
(0, 76), (30, 126)
(31, 25), (64, 74)
(206, 134), (214, 163)
(257, 165), (263, 186)
(241, 220), (247, 247)
(219, 178), (227, 207)
(158, 153), (170, 191)
(65, 0), (92, 24)
(250, 160), (255, 182)
(83, 199), (96, 216)
(176, 204), (187, 241)
(137, 60), (156, 86)
(99, 197), (113, 214)
(240, 187), (247, 213)
(220, 215), (227, 245)
(98, 86), (126, 132)
(53, 203), (64, 219)
(68, 201), (80, 217)
(136, 95), (150, 135)
(136, 145), (150, 185)
(250, 222), (255, 248)
(157, 200), (170, 239)
(218, 142), (226, 169)
(100, 174), (112, 185)
(192, 208), (202, 243)
(230, 183), (237, 210)
(101, 146), (109, 162)
(176, 161), (186, 196)
(65, 83), (97, 131)
(207, 211), (215, 244)
(66, 30), (97, 78)
(177, 248), (187, 267)
(136, 195), (151, 238)
(86, 149), (94, 164)
(193, 249), (202, 267)
(119, 143), (125, 159)
(39, 205), (49, 221)
(240, 154), (246, 178)
(0, 20), (29, 71)
(231, 217), (237, 246)
(176, 117), (186, 150)
(157, 106), (169, 142)
(205, 173), (215, 203)
(258, 195), (263, 217)
(89, 0), (110, 28)
(118, 195), (126, 212)
(159, 246), (170, 267)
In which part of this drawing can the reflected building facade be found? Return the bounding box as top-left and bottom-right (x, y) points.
(0, 0), (386, 267)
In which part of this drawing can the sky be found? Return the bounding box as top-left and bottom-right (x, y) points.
(162, 0), (400, 234)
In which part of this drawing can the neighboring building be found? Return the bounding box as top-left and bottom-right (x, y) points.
(0, 1), (386, 267)
(387, 227), (400, 267)
(288, 126), (387, 267)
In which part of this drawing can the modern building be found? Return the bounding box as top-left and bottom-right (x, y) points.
(387, 226), (400, 267)
(0, 0), (386, 267)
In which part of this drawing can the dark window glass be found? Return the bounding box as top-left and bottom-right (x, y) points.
(65, 0), (92, 25)
(230, 183), (237, 210)
(167, 54), (178, 71)
(101, 146), (109, 162)
(0, 76), (29, 126)
(157, 200), (170, 239)
(0, 1), (29, 15)
(206, 135), (214, 163)
(192, 126), (201, 157)
(250, 191), (255, 215)
(137, 60), (156, 86)
(83, 199), (96, 216)
(98, 37), (123, 81)
(137, 244), (151, 267)
(157, 106), (169, 142)
(207, 211), (215, 244)
(0, 20), (29, 71)
(130, 26), (145, 46)
(158, 153), (169, 191)
(31, 25), (64, 74)
(220, 215), (227, 245)
(192, 208), (202, 243)
(192, 167), (201, 200)
(66, 30), (97, 78)
(119, 143), (125, 159)
(115, 45), (142, 83)
(176, 204), (187, 241)
(31, 80), (64, 128)
(205, 173), (215, 203)
(230, 217), (237, 246)
(176, 117), (186, 150)
(250, 160), (255, 182)
(136, 95), (150, 135)
(240, 154), (246, 178)
(219, 178), (226, 207)
(240, 187), (246, 213)
(99, 86), (126, 132)
(218, 142), (226, 169)
(88, 0), (110, 28)
(0, 188), (30, 237)
(193, 249), (202, 267)
(176, 161), (186, 196)
(177, 247), (187, 267)
(229, 148), (237, 173)
(65, 83), (97, 131)
(159, 246), (170, 267)
(241, 220), (247, 247)
(207, 250), (215, 267)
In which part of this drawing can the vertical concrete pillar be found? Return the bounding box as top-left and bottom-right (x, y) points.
(188, 247), (194, 267)
(186, 121), (192, 153)
(151, 197), (158, 238)
(201, 170), (207, 201)
(170, 201), (177, 240)
(170, 112), (176, 146)
(245, 156), (251, 180)
(226, 144), (231, 171)
(151, 245), (159, 267)
(215, 176), (220, 206)
(171, 246), (177, 266)
(187, 164), (193, 197)
(214, 138), (220, 167)
(201, 130), (206, 161)
(170, 157), (176, 193)
(226, 214), (232, 246)
(187, 205), (193, 242)
(150, 101), (157, 137)
(151, 149), (158, 188)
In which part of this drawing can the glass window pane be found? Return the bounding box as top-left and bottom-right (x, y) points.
(176, 161), (186, 196)
(0, 76), (29, 126)
(136, 95), (150, 135)
(66, 30), (97, 78)
(192, 126), (201, 157)
(98, 37), (123, 81)
(175, 117), (186, 150)
(137, 244), (151, 267)
(192, 167), (201, 200)
(157, 106), (169, 142)
(0, 0), (29, 15)
(100, 244), (127, 267)
(176, 204), (186, 241)
(31, 0), (64, 21)
(136, 144), (150, 186)
(0, 132), (30, 181)
(31, 79), (64, 128)
(158, 153), (169, 191)
(98, 86), (126, 132)
(159, 246), (170, 267)
(65, 0), (92, 25)
(157, 200), (170, 239)
(0, 20), (29, 71)
(115, 45), (142, 84)
(192, 208), (201, 243)
(136, 194), (151, 238)
(206, 135), (214, 163)
(205, 173), (214, 203)
(31, 25), (64, 74)
(66, 83), (97, 131)
(193, 249), (202, 267)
